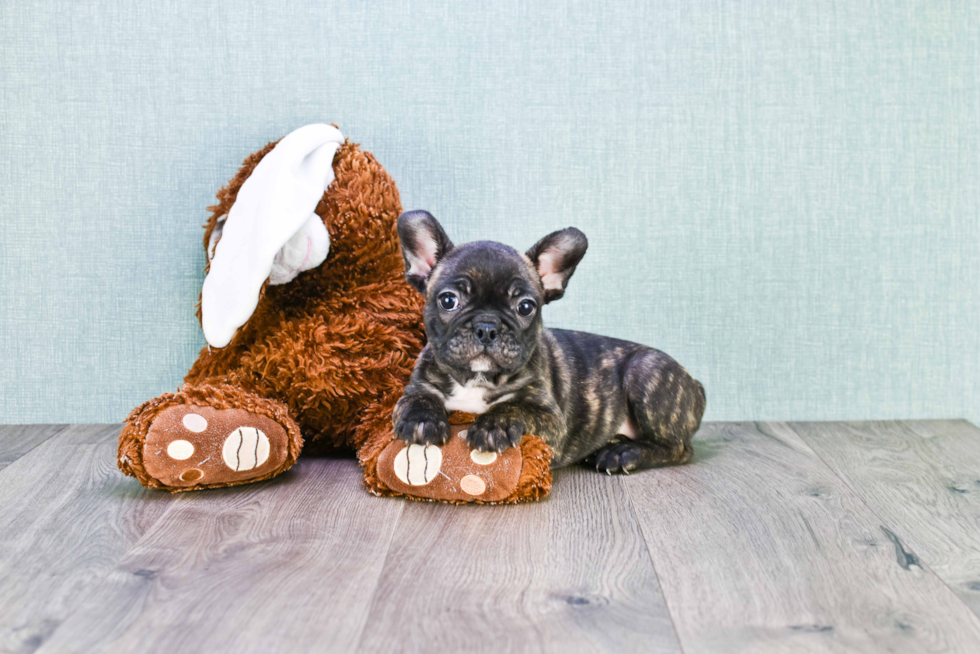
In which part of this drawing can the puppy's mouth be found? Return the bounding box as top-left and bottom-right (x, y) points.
(468, 354), (495, 373)
(439, 330), (525, 377)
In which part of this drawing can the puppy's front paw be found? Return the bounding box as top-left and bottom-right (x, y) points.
(467, 414), (525, 453)
(395, 407), (451, 446)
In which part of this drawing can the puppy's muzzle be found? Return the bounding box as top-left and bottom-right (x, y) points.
(473, 316), (500, 346)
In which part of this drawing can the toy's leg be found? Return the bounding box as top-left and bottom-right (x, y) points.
(118, 383), (303, 492)
(354, 389), (402, 497)
(592, 350), (706, 474)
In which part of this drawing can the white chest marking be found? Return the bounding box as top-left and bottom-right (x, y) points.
(444, 381), (492, 414)
(443, 377), (516, 415)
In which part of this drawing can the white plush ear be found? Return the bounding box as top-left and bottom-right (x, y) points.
(207, 214), (227, 262)
(269, 214), (330, 285)
(201, 124), (344, 348)
(207, 212), (329, 284)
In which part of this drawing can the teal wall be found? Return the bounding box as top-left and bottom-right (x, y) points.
(1, 1), (977, 425)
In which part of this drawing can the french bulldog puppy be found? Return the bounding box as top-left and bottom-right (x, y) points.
(393, 211), (706, 473)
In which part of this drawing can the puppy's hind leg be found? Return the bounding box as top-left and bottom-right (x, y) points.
(592, 350), (705, 474)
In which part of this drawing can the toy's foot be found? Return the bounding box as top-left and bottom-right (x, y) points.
(120, 386), (302, 491)
(377, 423), (526, 503)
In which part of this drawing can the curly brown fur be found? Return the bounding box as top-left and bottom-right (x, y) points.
(182, 140), (425, 451)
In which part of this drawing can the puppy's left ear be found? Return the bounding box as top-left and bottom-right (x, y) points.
(526, 227), (588, 303)
(397, 210), (455, 293)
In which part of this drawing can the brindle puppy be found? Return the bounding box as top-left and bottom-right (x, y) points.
(393, 211), (706, 473)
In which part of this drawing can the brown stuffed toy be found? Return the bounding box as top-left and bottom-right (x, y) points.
(118, 124), (551, 504)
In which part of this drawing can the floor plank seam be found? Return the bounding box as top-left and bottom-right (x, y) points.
(619, 476), (690, 654)
(349, 499), (408, 651)
(0, 424), (70, 471)
(781, 421), (980, 624)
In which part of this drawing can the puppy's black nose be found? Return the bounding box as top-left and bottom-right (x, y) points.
(474, 320), (499, 345)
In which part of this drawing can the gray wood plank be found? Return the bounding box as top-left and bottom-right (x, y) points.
(356, 467), (681, 654)
(624, 422), (980, 654)
(0, 425), (68, 471)
(0, 424), (176, 654)
(787, 420), (980, 615)
(35, 457), (405, 654)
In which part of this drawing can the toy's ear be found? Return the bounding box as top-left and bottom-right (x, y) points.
(397, 211), (454, 293)
(201, 124), (344, 348)
(525, 227), (588, 303)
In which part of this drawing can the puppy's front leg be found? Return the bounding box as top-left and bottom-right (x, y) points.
(393, 391), (451, 446)
(467, 401), (562, 453)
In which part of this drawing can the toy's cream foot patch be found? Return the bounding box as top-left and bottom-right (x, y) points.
(142, 405), (292, 490)
(377, 423), (523, 502)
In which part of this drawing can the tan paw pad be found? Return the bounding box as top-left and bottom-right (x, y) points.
(376, 423), (523, 502)
(142, 405), (290, 489)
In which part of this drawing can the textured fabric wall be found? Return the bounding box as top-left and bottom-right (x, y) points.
(1, 1), (977, 425)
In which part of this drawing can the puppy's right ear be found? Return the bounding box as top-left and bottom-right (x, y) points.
(397, 211), (454, 293)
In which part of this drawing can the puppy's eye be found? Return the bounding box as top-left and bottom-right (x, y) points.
(517, 299), (536, 316)
(438, 292), (459, 311)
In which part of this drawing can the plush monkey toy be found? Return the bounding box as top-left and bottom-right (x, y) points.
(118, 124), (551, 504)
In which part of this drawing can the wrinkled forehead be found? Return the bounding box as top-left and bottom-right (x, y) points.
(429, 241), (540, 295)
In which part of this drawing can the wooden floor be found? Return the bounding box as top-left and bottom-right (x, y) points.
(2, 421), (980, 653)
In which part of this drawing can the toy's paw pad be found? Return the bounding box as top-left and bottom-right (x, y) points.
(377, 423), (524, 502)
(392, 443), (443, 485)
(141, 405), (293, 489)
